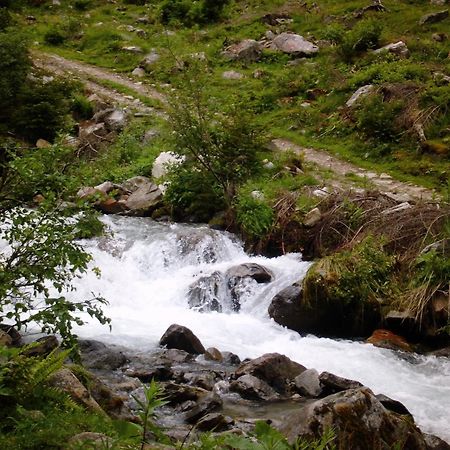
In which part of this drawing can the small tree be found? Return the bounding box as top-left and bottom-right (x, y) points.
(167, 62), (264, 215)
(0, 206), (110, 348)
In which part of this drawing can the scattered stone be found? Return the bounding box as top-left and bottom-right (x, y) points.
(159, 324), (206, 354)
(132, 67), (145, 77)
(196, 413), (234, 432)
(87, 94), (109, 113)
(187, 272), (224, 313)
(278, 387), (428, 448)
(374, 41), (410, 58)
(222, 351), (241, 365)
(204, 347), (223, 362)
(303, 207), (321, 227)
(375, 394), (412, 416)
(253, 69), (266, 79)
(152, 151), (184, 179)
(222, 39), (263, 62)
(424, 434), (450, 450)
(136, 16), (151, 24)
(262, 13), (293, 26)
(419, 9), (449, 25)
(346, 85), (375, 107)
(103, 109), (127, 132)
(163, 382), (206, 405)
(294, 369), (322, 397)
(49, 368), (103, 412)
(78, 121), (110, 150)
(366, 329), (412, 352)
(235, 353), (306, 394)
(319, 372), (363, 395)
(79, 340), (128, 370)
(142, 129), (160, 143)
(98, 197), (128, 214)
(222, 70), (244, 80)
(226, 263), (273, 284)
(125, 181), (163, 216)
(381, 201), (412, 215)
(121, 176), (152, 193)
(140, 51), (160, 71)
(185, 392), (222, 423)
(432, 32), (448, 41)
(230, 374), (279, 401)
(272, 33), (319, 56)
(121, 46), (143, 54)
(36, 138), (51, 148)
(250, 190), (265, 201)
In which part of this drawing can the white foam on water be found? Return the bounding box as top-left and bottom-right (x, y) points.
(67, 216), (450, 442)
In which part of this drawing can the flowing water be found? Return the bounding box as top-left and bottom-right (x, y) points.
(68, 216), (450, 441)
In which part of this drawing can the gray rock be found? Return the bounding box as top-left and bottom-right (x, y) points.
(226, 263), (273, 284)
(375, 394), (412, 416)
(204, 347), (223, 362)
(346, 84), (375, 107)
(187, 272), (224, 313)
(235, 353), (306, 394)
(104, 109), (127, 132)
(152, 151), (184, 179)
(121, 176), (152, 193)
(278, 387), (428, 449)
(430, 0), (448, 5)
(272, 33), (319, 56)
(222, 39), (263, 62)
(419, 9), (448, 25)
(222, 70), (244, 80)
(140, 51), (160, 71)
(294, 369), (322, 397)
(121, 46), (143, 53)
(423, 433), (450, 450)
(78, 340), (128, 370)
(159, 324), (206, 354)
(230, 374), (279, 401)
(319, 371), (363, 395)
(131, 67), (145, 77)
(142, 128), (160, 143)
(196, 413), (234, 432)
(222, 351), (241, 365)
(303, 207), (321, 227)
(125, 182), (163, 216)
(185, 392), (222, 423)
(373, 41), (410, 58)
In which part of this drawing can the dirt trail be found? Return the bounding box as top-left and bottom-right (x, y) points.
(35, 52), (439, 203)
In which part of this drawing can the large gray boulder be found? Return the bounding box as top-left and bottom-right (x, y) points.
(272, 33), (319, 56)
(230, 374), (279, 401)
(277, 387), (428, 449)
(222, 39), (263, 62)
(419, 9), (448, 25)
(234, 353), (306, 394)
(159, 324), (206, 355)
(124, 181), (163, 216)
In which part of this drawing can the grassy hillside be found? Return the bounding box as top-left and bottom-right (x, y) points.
(12, 0), (450, 193)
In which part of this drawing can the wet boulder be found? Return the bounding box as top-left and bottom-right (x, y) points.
(319, 372), (363, 396)
(226, 263), (273, 311)
(78, 340), (128, 370)
(159, 324), (206, 355)
(234, 353), (306, 394)
(366, 329), (412, 352)
(278, 387), (428, 449)
(230, 374), (279, 401)
(294, 369), (322, 398)
(196, 413), (234, 432)
(184, 392), (223, 424)
(187, 272), (224, 312)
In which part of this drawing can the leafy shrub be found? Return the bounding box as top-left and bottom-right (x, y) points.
(73, 0), (92, 10)
(12, 76), (75, 142)
(44, 27), (66, 46)
(340, 19), (383, 61)
(0, 6), (12, 30)
(71, 94), (94, 120)
(160, 0), (229, 26)
(354, 93), (404, 142)
(236, 194), (274, 238)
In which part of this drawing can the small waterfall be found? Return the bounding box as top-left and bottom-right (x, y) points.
(68, 215), (450, 441)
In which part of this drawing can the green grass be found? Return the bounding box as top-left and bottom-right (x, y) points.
(17, 0), (450, 194)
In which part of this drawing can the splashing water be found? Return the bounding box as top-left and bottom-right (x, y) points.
(68, 216), (450, 441)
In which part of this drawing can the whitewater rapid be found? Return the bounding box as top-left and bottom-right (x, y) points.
(69, 216), (450, 441)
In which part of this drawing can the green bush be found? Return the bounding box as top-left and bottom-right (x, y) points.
(73, 0), (92, 10)
(160, 0), (229, 26)
(44, 27), (66, 46)
(71, 94), (94, 120)
(354, 93), (404, 142)
(0, 7), (12, 30)
(236, 194), (274, 238)
(12, 77), (74, 142)
(340, 19), (383, 61)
